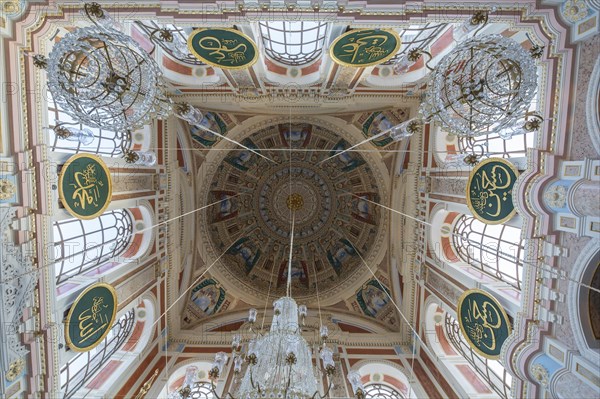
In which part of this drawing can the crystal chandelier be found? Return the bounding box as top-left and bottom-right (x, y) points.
(413, 10), (543, 138)
(33, 2), (172, 132)
(202, 216), (337, 399)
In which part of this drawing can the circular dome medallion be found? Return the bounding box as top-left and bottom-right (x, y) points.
(257, 162), (335, 243)
(201, 122), (384, 304)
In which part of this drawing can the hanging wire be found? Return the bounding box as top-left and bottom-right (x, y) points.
(311, 259), (323, 329)
(0, 195), (240, 284)
(287, 107), (293, 299)
(345, 192), (600, 295)
(260, 252), (280, 332)
(346, 239), (426, 392)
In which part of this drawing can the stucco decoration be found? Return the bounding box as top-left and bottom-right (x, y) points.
(200, 122), (384, 305)
(530, 363), (549, 386)
(0, 208), (37, 379)
(586, 53), (600, 155)
(0, 179), (16, 200)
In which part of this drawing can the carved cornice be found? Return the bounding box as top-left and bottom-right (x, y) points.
(0, 208), (37, 384)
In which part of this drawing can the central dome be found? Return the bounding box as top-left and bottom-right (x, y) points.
(201, 121), (386, 305)
(257, 162), (335, 243)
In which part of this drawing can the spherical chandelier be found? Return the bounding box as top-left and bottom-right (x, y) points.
(420, 33), (538, 137)
(38, 3), (172, 132)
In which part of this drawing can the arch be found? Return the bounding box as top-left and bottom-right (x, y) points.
(53, 209), (133, 285)
(363, 383), (404, 398)
(452, 215), (524, 290)
(53, 204), (155, 286)
(60, 308), (136, 398)
(424, 301), (512, 399)
(444, 313), (512, 399)
(351, 360), (415, 398)
(586, 54), (600, 155)
(157, 360), (216, 399)
(259, 21), (328, 66)
(431, 124), (536, 170)
(424, 302), (458, 358)
(568, 239), (600, 364)
(428, 208), (524, 291)
(60, 299), (156, 398)
(47, 90), (131, 157)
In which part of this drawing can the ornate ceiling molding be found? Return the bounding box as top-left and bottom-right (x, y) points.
(194, 115), (390, 307)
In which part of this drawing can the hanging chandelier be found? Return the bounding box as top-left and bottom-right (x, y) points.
(198, 216), (337, 399)
(419, 34), (539, 137)
(414, 10), (543, 138)
(33, 3), (172, 132)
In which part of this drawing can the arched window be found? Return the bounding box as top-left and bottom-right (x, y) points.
(158, 362), (216, 398)
(382, 23), (447, 65)
(350, 362), (415, 398)
(364, 383), (404, 398)
(457, 90), (539, 161)
(47, 91), (131, 157)
(53, 210), (133, 284)
(457, 131), (535, 160)
(259, 21), (328, 66)
(452, 215), (524, 290)
(60, 309), (135, 398)
(445, 313), (512, 399)
(189, 382), (214, 399)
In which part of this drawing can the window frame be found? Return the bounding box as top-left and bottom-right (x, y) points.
(444, 313), (512, 399)
(452, 214), (524, 290)
(60, 309), (136, 398)
(53, 209), (134, 285)
(259, 21), (328, 66)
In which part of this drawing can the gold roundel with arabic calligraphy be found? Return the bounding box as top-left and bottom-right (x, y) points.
(467, 158), (519, 224)
(329, 29), (401, 67)
(59, 154), (112, 220)
(188, 28), (259, 70)
(457, 289), (512, 359)
(65, 283), (117, 352)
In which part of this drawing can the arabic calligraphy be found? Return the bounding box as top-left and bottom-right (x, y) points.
(60, 154), (112, 220)
(468, 158), (518, 224)
(188, 28), (258, 69)
(78, 296), (110, 343)
(341, 33), (390, 63)
(198, 36), (247, 65)
(65, 283), (117, 352)
(71, 163), (104, 210)
(330, 29), (400, 67)
(458, 290), (511, 359)
(463, 298), (502, 351)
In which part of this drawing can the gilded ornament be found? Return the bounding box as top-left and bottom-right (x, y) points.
(543, 185), (568, 209)
(530, 363), (550, 386)
(562, 0), (590, 23)
(0, 178), (16, 200)
(6, 358), (24, 382)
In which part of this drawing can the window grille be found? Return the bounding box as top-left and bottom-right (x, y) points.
(61, 309), (135, 398)
(382, 23), (448, 65)
(47, 91), (131, 157)
(452, 215), (524, 290)
(259, 21), (328, 66)
(53, 210), (133, 285)
(444, 313), (512, 399)
(364, 383), (404, 398)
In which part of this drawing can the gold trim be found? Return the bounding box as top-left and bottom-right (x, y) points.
(64, 283), (118, 353)
(187, 28), (259, 70)
(457, 288), (512, 360)
(58, 153), (113, 220)
(328, 28), (402, 68)
(466, 157), (519, 225)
